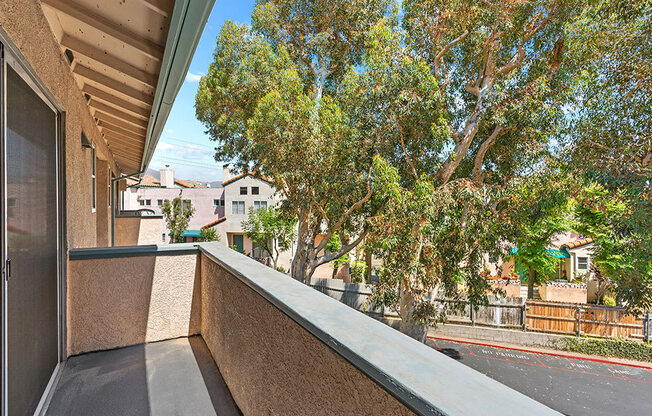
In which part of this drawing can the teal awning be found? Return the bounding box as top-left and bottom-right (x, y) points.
(510, 247), (569, 259)
(169, 230), (201, 238)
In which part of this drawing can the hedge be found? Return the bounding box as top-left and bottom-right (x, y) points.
(559, 337), (652, 362)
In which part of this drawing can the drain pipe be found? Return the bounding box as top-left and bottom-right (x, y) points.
(111, 170), (144, 246)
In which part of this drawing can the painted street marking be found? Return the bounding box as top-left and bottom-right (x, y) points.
(430, 338), (652, 385)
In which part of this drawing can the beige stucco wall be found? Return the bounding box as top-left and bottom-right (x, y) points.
(67, 254), (201, 356)
(488, 281), (522, 298)
(96, 159), (111, 247)
(0, 0), (120, 249)
(115, 216), (164, 246)
(539, 284), (588, 304)
(200, 253), (413, 415)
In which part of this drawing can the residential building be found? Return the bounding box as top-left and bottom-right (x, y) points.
(201, 168), (295, 266)
(0, 2), (558, 415)
(122, 166), (224, 243)
(560, 237), (595, 280)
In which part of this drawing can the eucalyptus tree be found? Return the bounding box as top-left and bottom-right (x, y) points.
(564, 0), (651, 313)
(196, 0), (393, 283)
(354, 1), (577, 340)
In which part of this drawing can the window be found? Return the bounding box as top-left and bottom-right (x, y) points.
(240, 186), (247, 195)
(162, 233), (166, 242)
(251, 186), (259, 195)
(254, 201), (267, 210)
(214, 199), (223, 207)
(157, 199), (163, 206)
(183, 199), (192, 212)
(139, 200), (145, 206)
(145, 199), (152, 206)
(577, 257), (588, 270)
(232, 201), (245, 215)
(91, 145), (96, 212)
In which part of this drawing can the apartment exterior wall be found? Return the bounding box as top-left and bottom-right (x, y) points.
(208, 174), (296, 270)
(0, 0), (120, 249)
(124, 187), (225, 243)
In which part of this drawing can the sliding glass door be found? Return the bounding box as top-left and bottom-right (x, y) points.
(1, 41), (61, 416)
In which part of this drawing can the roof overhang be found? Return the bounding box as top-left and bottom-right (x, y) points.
(42, 0), (214, 173)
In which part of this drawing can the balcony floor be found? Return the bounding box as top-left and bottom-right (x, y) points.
(45, 336), (241, 416)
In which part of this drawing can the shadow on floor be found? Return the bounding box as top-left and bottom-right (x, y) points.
(45, 336), (241, 416)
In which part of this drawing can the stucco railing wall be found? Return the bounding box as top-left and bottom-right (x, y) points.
(67, 245), (201, 356)
(199, 243), (559, 416)
(115, 216), (164, 246)
(67, 243), (559, 415)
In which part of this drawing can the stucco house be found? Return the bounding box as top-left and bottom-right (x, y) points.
(201, 168), (296, 269)
(560, 237), (595, 281)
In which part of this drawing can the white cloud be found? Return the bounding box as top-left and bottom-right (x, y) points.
(164, 128), (175, 134)
(185, 72), (203, 82)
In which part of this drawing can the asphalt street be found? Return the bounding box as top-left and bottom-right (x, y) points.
(427, 337), (652, 416)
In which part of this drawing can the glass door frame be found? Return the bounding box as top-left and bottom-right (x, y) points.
(0, 28), (67, 416)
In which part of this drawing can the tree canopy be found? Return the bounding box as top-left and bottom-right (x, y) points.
(196, 0), (394, 283)
(196, 0), (651, 338)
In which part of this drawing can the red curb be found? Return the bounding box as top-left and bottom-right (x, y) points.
(427, 336), (652, 370)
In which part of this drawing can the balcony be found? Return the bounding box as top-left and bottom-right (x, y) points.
(51, 243), (558, 415)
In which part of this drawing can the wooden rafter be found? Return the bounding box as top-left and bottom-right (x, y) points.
(74, 64), (153, 105)
(41, 0), (164, 61)
(61, 36), (158, 87)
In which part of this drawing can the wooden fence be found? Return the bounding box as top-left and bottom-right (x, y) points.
(311, 278), (652, 341)
(526, 301), (647, 339)
(439, 298), (650, 340)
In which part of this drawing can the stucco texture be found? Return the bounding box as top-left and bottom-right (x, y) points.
(200, 254), (413, 416)
(539, 284), (588, 304)
(67, 254), (201, 356)
(115, 216), (164, 246)
(0, 0), (120, 249)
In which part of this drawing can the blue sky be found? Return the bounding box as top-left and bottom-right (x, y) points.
(149, 1), (256, 182)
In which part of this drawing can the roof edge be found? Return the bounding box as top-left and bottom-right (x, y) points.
(141, 0), (216, 172)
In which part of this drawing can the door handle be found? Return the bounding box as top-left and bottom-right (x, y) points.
(5, 258), (10, 281)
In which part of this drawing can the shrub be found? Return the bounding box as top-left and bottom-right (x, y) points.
(561, 337), (652, 362)
(275, 265), (287, 274)
(350, 261), (367, 284)
(602, 295), (617, 306)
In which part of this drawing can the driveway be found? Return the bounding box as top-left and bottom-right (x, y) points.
(427, 337), (652, 416)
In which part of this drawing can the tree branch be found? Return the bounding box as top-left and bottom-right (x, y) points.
(434, 30), (469, 79)
(314, 228), (369, 266)
(314, 176), (373, 254)
(472, 125), (505, 182)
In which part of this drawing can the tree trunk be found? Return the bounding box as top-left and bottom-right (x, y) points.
(398, 279), (428, 343)
(527, 267), (536, 299)
(364, 249), (372, 284)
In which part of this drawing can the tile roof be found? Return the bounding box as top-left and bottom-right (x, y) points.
(202, 217), (227, 229)
(175, 179), (204, 188)
(222, 172), (273, 187)
(138, 175), (161, 187)
(131, 175), (205, 188)
(562, 237), (594, 250)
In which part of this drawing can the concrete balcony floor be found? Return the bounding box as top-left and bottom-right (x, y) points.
(45, 336), (241, 416)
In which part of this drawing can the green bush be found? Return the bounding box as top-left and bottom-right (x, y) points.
(561, 337), (652, 362)
(350, 261), (367, 284)
(275, 265), (287, 274)
(602, 295), (617, 306)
